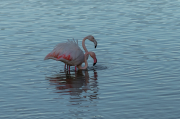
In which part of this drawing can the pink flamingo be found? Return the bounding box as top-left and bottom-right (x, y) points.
(76, 51), (97, 70)
(44, 35), (97, 70)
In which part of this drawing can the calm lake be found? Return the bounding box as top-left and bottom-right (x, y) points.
(1, 0), (180, 118)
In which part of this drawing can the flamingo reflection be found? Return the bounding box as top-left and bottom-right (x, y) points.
(46, 70), (98, 99)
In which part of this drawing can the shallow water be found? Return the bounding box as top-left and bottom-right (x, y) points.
(1, 0), (180, 118)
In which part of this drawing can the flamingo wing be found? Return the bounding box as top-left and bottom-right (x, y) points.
(44, 39), (84, 66)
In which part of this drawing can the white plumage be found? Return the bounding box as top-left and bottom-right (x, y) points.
(44, 39), (84, 66)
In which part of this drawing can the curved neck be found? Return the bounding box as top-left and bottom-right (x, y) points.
(82, 37), (88, 53)
(77, 52), (89, 69)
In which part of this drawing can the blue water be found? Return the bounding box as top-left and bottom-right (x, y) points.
(1, 0), (180, 118)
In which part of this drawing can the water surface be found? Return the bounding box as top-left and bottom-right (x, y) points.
(1, 0), (180, 118)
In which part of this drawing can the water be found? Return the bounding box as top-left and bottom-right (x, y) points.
(1, 0), (180, 118)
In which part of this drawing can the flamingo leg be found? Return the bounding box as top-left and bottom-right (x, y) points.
(69, 65), (70, 71)
(75, 66), (76, 71)
(64, 64), (66, 69)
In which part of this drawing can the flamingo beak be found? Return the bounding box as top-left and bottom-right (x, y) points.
(94, 40), (97, 48)
(93, 58), (97, 66)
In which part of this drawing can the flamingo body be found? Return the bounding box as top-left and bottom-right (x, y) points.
(44, 40), (84, 66)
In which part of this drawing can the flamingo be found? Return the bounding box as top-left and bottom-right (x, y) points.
(44, 35), (97, 70)
(76, 51), (97, 69)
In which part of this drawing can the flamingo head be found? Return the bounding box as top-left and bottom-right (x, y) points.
(88, 51), (97, 66)
(86, 35), (97, 48)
